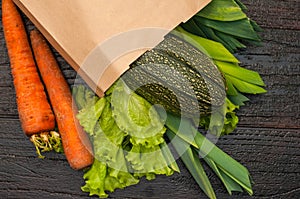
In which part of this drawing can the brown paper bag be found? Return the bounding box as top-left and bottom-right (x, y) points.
(13, 0), (211, 96)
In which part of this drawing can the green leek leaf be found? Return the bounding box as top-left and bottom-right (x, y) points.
(193, 132), (253, 195)
(195, 16), (261, 41)
(173, 27), (239, 63)
(225, 78), (239, 96)
(197, 0), (247, 21)
(216, 61), (265, 86)
(159, 109), (198, 149)
(204, 157), (243, 194)
(215, 30), (246, 50)
(226, 75), (267, 94)
(166, 113), (253, 195)
(164, 114), (253, 196)
(250, 20), (263, 32)
(197, 24), (235, 52)
(180, 19), (207, 38)
(233, 0), (248, 11)
(167, 130), (216, 199)
(228, 92), (250, 106)
(160, 141), (180, 173)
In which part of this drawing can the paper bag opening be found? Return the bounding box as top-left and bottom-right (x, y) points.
(13, 0), (211, 96)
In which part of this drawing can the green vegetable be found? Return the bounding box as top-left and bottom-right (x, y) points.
(110, 81), (166, 148)
(161, 110), (253, 197)
(71, 1), (265, 197)
(72, 83), (98, 110)
(196, 16), (260, 41)
(167, 129), (216, 199)
(197, 0), (247, 21)
(228, 92), (250, 106)
(182, 0), (262, 53)
(74, 82), (178, 198)
(81, 159), (139, 198)
(110, 80), (177, 178)
(123, 34), (226, 117)
(174, 27), (266, 98)
(54, 0), (267, 198)
(76, 97), (106, 136)
(173, 26), (265, 134)
(74, 80), (254, 198)
(199, 98), (239, 135)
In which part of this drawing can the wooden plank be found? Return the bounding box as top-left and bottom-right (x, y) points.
(243, 0), (300, 30)
(236, 28), (300, 129)
(233, 0), (300, 129)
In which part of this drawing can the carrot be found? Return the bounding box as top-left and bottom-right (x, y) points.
(30, 29), (94, 170)
(2, 0), (55, 136)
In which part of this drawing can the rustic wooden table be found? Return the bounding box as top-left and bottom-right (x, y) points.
(1, 0), (299, 198)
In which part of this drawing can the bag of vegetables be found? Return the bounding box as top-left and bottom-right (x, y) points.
(71, 1), (265, 197)
(2, 0), (266, 198)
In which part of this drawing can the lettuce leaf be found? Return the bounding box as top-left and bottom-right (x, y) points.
(74, 83), (178, 198)
(126, 144), (175, 180)
(76, 97), (106, 136)
(81, 159), (139, 198)
(79, 97), (138, 198)
(110, 80), (176, 178)
(200, 98), (239, 135)
(72, 85), (99, 110)
(110, 80), (166, 148)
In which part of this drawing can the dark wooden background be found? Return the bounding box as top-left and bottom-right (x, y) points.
(1, 0), (299, 198)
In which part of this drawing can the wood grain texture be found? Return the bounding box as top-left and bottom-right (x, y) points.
(0, 0), (299, 198)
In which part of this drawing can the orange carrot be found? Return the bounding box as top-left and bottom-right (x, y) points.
(30, 29), (94, 170)
(2, 0), (55, 136)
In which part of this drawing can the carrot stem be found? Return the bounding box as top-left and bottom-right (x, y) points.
(30, 131), (63, 159)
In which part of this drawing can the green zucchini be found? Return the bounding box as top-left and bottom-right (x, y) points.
(121, 34), (226, 117)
